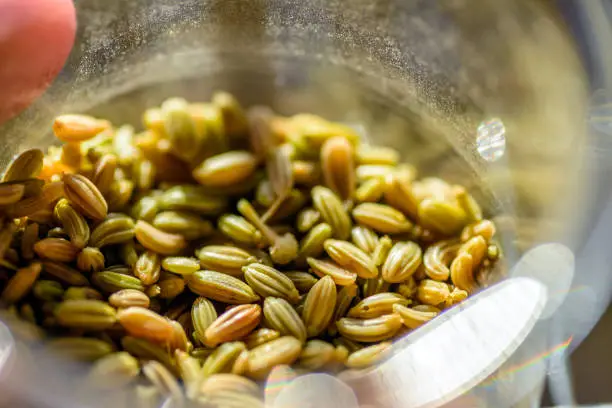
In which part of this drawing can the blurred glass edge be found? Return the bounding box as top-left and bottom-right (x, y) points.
(547, 0), (612, 406)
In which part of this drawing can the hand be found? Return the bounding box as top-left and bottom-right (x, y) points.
(0, 0), (76, 123)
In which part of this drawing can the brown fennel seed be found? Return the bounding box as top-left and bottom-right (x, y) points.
(321, 136), (355, 201)
(0, 93), (499, 387)
(204, 304), (262, 347)
(2, 148), (44, 181)
(62, 173), (108, 220)
(134, 220), (187, 256)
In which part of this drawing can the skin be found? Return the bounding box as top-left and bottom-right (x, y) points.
(0, 0), (76, 123)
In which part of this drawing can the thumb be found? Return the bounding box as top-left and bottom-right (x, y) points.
(0, 0), (76, 123)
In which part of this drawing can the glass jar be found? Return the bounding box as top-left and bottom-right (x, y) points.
(0, 1), (604, 407)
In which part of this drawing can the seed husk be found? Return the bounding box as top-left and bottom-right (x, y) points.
(336, 313), (403, 343)
(267, 188), (307, 223)
(372, 235), (393, 267)
(355, 177), (386, 203)
(243, 263), (300, 303)
(205, 304), (262, 347)
(416, 279), (451, 306)
(263, 297), (307, 343)
(461, 219), (496, 242)
(158, 185), (228, 215)
(454, 186), (483, 223)
(117, 306), (174, 343)
(356, 164), (396, 181)
(202, 341), (247, 376)
(54, 199), (90, 249)
(382, 241), (422, 283)
(199, 391), (264, 408)
(109, 289), (151, 309)
(200, 373), (260, 397)
(459, 235), (487, 266)
(292, 161), (321, 186)
(134, 158), (156, 191)
(174, 350), (201, 399)
(162, 257), (200, 276)
(352, 203), (413, 234)
(323, 239), (378, 279)
(63, 286), (103, 301)
(153, 211), (213, 240)
(244, 328), (281, 349)
(76, 247), (106, 272)
(193, 151), (258, 187)
(348, 293), (410, 319)
(383, 172), (419, 220)
(255, 179), (275, 208)
(350, 225), (379, 254)
(321, 136), (355, 201)
(246, 336), (302, 380)
(311, 186), (352, 240)
(92, 270), (145, 293)
(447, 287), (469, 307)
(397, 277), (417, 299)
(90, 215), (135, 247)
(33, 238), (79, 262)
(297, 339), (336, 370)
(135, 220), (187, 256)
(345, 342), (392, 369)
(487, 244), (500, 261)
(262, 144), (294, 222)
(1, 262), (42, 304)
(161, 97), (201, 163)
(43, 260), (89, 286)
(296, 207), (321, 233)
(298, 222), (333, 262)
(213, 91), (249, 138)
(33, 280), (64, 301)
(329, 283), (358, 335)
(135, 251), (161, 285)
(88, 351), (140, 390)
(418, 198), (468, 236)
(2, 148), (44, 181)
(157, 276), (186, 299)
(120, 240), (139, 268)
(357, 145), (399, 166)
(306, 257), (357, 286)
(393, 303), (439, 329)
(283, 271), (318, 294)
(121, 336), (178, 376)
(218, 214), (264, 247)
(20, 222), (39, 261)
(197, 245), (257, 276)
(47, 337), (114, 361)
(302, 275), (337, 338)
(142, 360), (184, 403)
(131, 196), (160, 222)
(0, 183), (25, 205)
(187, 270), (260, 304)
(62, 173), (108, 220)
(192, 297), (218, 346)
(92, 154), (118, 197)
(53, 114), (110, 143)
(237, 199), (298, 265)
(290, 113), (360, 148)
(246, 106), (277, 161)
(55, 299), (117, 330)
(423, 240), (459, 282)
(361, 277), (391, 298)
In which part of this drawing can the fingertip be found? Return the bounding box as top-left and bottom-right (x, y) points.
(0, 0), (76, 123)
